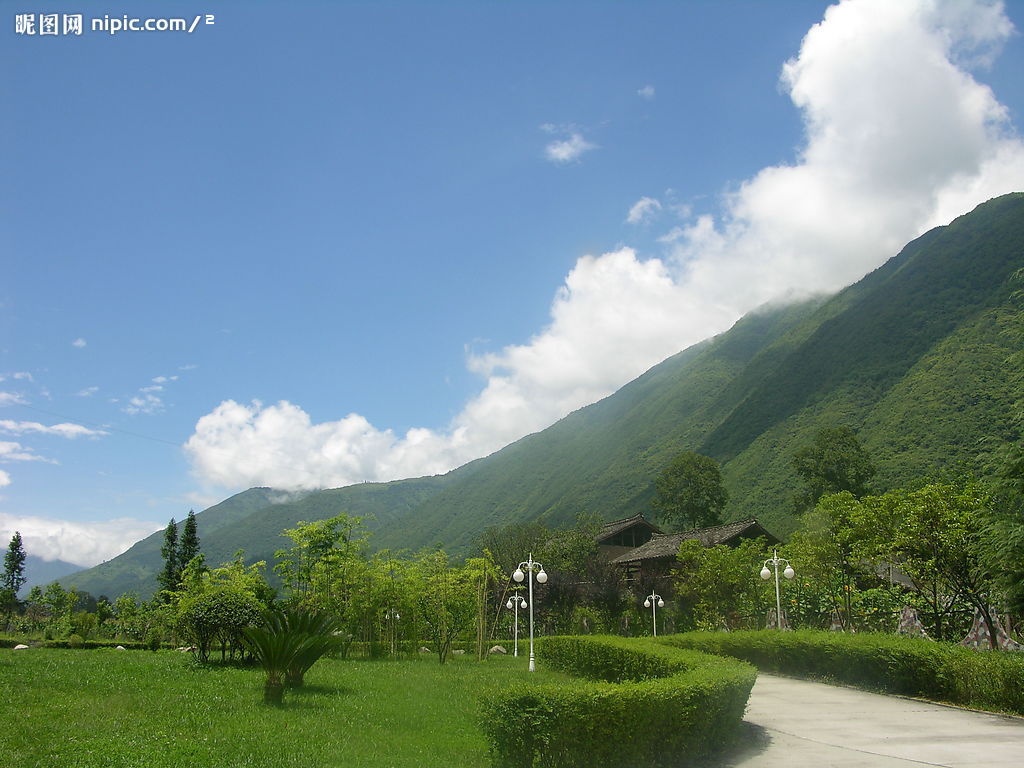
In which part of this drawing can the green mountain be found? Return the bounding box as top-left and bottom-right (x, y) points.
(61, 193), (1024, 600)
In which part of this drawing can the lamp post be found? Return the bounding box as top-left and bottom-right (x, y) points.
(505, 594), (527, 656)
(384, 608), (400, 656)
(643, 592), (665, 637)
(512, 554), (548, 672)
(760, 550), (795, 630)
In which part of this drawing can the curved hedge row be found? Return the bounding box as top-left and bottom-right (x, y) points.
(479, 635), (756, 768)
(660, 630), (1024, 715)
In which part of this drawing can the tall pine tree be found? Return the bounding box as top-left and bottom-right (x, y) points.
(2, 531), (27, 622)
(157, 518), (179, 599)
(179, 510), (200, 569)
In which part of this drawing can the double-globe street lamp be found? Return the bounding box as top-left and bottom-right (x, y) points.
(644, 592), (665, 637)
(384, 608), (401, 655)
(512, 555), (548, 672)
(505, 595), (527, 657)
(760, 550), (795, 630)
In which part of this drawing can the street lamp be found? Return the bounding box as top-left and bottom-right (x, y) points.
(643, 592), (665, 637)
(512, 554), (548, 672)
(505, 594), (527, 656)
(760, 549), (795, 630)
(384, 608), (401, 656)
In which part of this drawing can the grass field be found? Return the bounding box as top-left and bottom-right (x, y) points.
(0, 648), (570, 768)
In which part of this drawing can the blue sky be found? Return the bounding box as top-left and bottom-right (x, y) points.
(3, 0), (1024, 567)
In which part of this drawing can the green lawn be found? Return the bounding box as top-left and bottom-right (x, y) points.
(0, 648), (568, 768)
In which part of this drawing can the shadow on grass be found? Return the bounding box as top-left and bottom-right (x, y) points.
(702, 722), (772, 768)
(287, 683), (354, 697)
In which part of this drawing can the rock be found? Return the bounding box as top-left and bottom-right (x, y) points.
(488, 645), (508, 655)
(452, 649), (466, 655)
(419, 646), (432, 654)
(115, 646), (126, 651)
(13, 644), (29, 650)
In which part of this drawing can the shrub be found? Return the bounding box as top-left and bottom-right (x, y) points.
(662, 630), (1024, 715)
(67, 634), (84, 648)
(479, 635), (755, 768)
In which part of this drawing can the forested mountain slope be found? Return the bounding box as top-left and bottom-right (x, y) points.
(62, 194), (1024, 599)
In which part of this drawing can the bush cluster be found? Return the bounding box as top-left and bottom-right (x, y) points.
(662, 630), (1024, 715)
(479, 635), (755, 768)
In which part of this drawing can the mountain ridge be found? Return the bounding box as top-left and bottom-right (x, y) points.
(60, 193), (1024, 600)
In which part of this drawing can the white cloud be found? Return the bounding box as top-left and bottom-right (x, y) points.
(0, 420), (107, 439)
(77, 386), (99, 397)
(0, 392), (28, 406)
(186, 0), (1024, 495)
(123, 393), (163, 415)
(638, 84), (655, 100)
(72, 338), (87, 348)
(0, 441), (57, 463)
(0, 513), (163, 567)
(0, 469), (9, 487)
(152, 376), (178, 384)
(626, 196), (663, 224)
(543, 127), (598, 164)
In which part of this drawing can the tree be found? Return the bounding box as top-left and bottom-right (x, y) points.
(2, 531), (28, 623)
(792, 426), (876, 513)
(412, 549), (475, 664)
(157, 518), (179, 599)
(852, 479), (993, 643)
(786, 492), (868, 629)
(652, 451), (728, 530)
(674, 538), (772, 630)
(179, 510), (200, 568)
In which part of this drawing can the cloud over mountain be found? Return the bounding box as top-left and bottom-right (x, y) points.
(186, 0), (1024, 494)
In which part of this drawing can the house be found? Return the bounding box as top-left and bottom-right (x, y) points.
(595, 513), (664, 562)
(608, 518), (780, 586)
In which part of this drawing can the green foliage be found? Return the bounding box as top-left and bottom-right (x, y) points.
(664, 630), (1024, 715)
(652, 451), (728, 529)
(851, 479), (993, 642)
(479, 635), (755, 768)
(674, 538), (772, 630)
(179, 510), (200, 568)
(156, 518), (179, 599)
(262, 609), (345, 687)
(2, 532), (27, 598)
(67, 634), (84, 648)
(178, 588), (263, 663)
(791, 426), (876, 512)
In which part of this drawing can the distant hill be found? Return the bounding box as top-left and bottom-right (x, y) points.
(62, 193), (1024, 600)
(21, 555), (82, 596)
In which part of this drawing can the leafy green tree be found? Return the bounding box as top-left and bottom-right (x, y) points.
(413, 549), (475, 664)
(652, 451), (728, 530)
(674, 538), (772, 630)
(852, 479), (993, 643)
(792, 426), (876, 513)
(178, 588), (264, 662)
(179, 510), (200, 569)
(157, 518), (179, 599)
(2, 531), (28, 624)
(786, 492), (870, 629)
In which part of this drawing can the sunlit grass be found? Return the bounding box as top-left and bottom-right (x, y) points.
(0, 648), (568, 768)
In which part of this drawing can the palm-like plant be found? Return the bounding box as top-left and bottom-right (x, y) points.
(244, 609), (345, 704)
(243, 622), (312, 705)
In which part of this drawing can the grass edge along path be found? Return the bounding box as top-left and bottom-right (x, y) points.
(480, 635), (757, 768)
(659, 630), (1024, 716)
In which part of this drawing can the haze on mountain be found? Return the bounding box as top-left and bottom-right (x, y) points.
(61, 193), (1024, 599)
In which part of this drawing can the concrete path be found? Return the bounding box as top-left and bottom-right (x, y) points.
(710, 674), (1024, 767)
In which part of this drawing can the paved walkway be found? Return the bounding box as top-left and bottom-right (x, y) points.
(711, 674), (1024, 767)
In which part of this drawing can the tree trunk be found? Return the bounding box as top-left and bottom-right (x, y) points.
(264, 679), (285, 706)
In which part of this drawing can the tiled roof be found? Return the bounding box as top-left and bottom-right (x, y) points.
(596, 513), (663, 543)
(610, 518), (776, 564)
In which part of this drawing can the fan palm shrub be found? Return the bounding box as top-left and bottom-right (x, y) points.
(244, 609), (345, 704)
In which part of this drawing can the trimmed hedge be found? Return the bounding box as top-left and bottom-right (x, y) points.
(479, 635), (756, 768)
(661, 630), (1024, 715)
